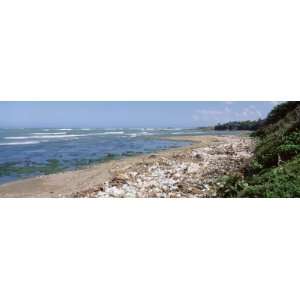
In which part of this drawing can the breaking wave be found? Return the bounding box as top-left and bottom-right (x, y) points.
(0, 141), (41, 146)
(4, 131), (126, 140)
(101, 131), (124, 135)
(32, 132), (67, 135)
(4, 135), (79, 139)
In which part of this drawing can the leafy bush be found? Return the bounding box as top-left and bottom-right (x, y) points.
(217, 101), (300, 198)
(239, 156), (300, 197)
(278, 144), (300, 160)
(282, 131), (300, 144)
(247, 159), (263, 174)
(216, 174), (247, 198)
(255, 102), (300, 137)
(264, 101), (299, 126)
(218, 155), (300, 198)
(254, 130), (300, 168)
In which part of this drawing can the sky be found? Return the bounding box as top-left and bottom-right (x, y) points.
(0, 101), (281, 128)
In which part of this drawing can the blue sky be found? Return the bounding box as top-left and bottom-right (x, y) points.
(0, 101), (280, 128)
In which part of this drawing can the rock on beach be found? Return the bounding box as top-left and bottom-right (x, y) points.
(75, 135), (255, 198)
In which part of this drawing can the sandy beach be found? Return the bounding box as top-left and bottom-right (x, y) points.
(0, 135), (254, 198)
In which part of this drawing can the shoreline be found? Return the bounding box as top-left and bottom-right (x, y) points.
(0, 135), (253, 198)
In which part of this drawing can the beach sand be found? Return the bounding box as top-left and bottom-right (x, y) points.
(0, 135), (253, 198)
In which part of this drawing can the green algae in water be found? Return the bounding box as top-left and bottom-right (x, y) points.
(42, 159), (64, 174)
(0, 154), (125, 179)
(74, 153), (122, 168)
(0, 159), (63, 177)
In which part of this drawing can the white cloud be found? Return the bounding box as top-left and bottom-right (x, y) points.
(192, 105), (263, 125)
(242, 105), (263, 118)
(271, 101), (284, 106)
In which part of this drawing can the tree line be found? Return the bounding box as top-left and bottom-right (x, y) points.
(214, 119), (264, 131)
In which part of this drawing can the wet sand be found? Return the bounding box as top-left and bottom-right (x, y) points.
(0, 135), (249, 198)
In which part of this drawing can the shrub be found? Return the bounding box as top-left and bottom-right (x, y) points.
(217, 101), (300, 198)
(239, 156), (300, 197)
(216, 174), (247, 198)
(264, 101), (300, 126)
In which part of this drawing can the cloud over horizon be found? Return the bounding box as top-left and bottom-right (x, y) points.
(192, 102), (277, 125)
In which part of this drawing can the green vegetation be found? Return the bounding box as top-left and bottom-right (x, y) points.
(0, 153), (127, 179)
(262, 101), (300, 127)
(73, 153), (121, 167)
(217, 101), (300, 198)
(0, 159), (63, 177)
(214, 119), (264, 131)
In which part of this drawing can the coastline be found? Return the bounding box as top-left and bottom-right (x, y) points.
(0, 135), (254, 198)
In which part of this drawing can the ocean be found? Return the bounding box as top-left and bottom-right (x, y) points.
(0, 128), (235, 184)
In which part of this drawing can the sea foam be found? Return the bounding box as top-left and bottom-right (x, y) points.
(4, 131), (125, 140)
(101, 131), (124, 135)
(0, 141), (40, 146)
(32, 132), (67, 135)
(5, 135), (79, 139)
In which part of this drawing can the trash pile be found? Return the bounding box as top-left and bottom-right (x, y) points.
(75, 136), (254, 198)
